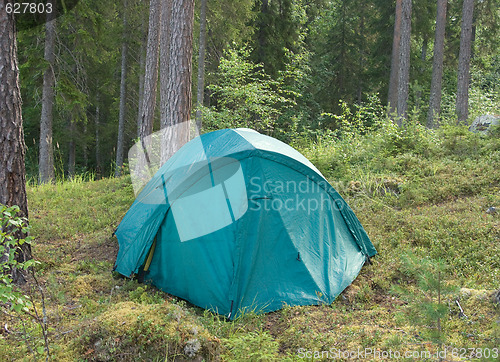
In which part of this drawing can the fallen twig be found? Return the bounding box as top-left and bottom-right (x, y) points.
(455, 299), (467, 318)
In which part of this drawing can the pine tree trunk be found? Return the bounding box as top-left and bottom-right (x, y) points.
(195, 0), (208, 134)
(136, 13), (147, 138)
(427, 0), (447, 128)
(95, 96), (101, 179)
(139, 0), (162, 141)
(134, 0), (162, 180)
(388, 0), (403, 116)
(357, 12), (365, 106)
(115, 0), (128, 177)
(39, 12), (56, 184)
(338, 0), (347, 96)
(415, 37), (427, 111)
(0, 1), (32, 278)
(83, 123), (88, 168)
(396, 0), (412, 126)
(161, 0), (194, 164)
(257, 0), (269, 64)
(68, 119), (76, 178)
(160, 0), (172, 131)
(456, 0), (474, 124)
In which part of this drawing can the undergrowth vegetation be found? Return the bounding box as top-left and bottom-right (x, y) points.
(1, 110), (499, 360)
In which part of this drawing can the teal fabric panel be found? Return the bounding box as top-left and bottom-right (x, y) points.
(114, 200), (168, 276)
(114, 129), (253, 276)
(248, 149), (377, 259)
(145, 197), (238, 316)
(230, 158), (321, 317)
(234, 129), (324, 178)
(171, 182), (233, 241)
(168, 157), (248, 242)
(228, 158), (367, 318)
(142, 155), (251, 315)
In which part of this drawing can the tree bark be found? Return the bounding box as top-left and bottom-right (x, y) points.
(257, 0), (269, 65)
(388, 0), (402, 116)
(195, 0), (208, 134)
(83, 122), (88, 168)
(134, 0), (162, 181)
(415, 36), (428, 111)
(456, 0), (474, 124)
(136, 11), (147, 138)
(115, 0), (128, 177)
(160, 0), (172, 131)
(427, 0), (447, 128)
(95, 95), (101, 179)
(338, 0), (347, 97)
(161, 0), (194, 164)
(0, 1), (32, 279)
(396, 0), (412, 126)
(39, 11), (56, 184)
(139, 0), (162, 141)
(67, 119), (76, 178)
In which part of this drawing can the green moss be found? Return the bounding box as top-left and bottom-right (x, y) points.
(74, 301), (220, 361)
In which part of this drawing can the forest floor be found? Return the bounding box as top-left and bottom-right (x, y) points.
(1, 127), (499, 361)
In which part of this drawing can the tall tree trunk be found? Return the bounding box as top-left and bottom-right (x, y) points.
(415, 36), (428, 111)
(338, 0), (346, 97)
(396, 0), (412, 126)
(0, 1), (32, 277)
(83, 122), (88, 168)
(115, 0), (128, 177)
(388, 0), (403, 115)
(427, 0), (447, 128)
(136, 12), (147, 138)
(195, 0), (208, 134)
(134, 0), (162, 183)
(257, 0), (269, 65)
(160, 0), (172, 131)
(139, 0), (162, 141)
(456, 0), (474, 124)
(68, 119), (76, 178)
(95, 95), (101, 179)
(161, 0), (194, 164)
(39, 12), (56, 184)
(357, 7), (366, 106)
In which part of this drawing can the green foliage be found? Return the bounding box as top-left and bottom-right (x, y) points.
(250, 0), (308, 78)
(128, 285), (165, 305)
(392, 252), (458, 345)
(299, 94), (387, 178)
(222, 330), (280, 361)
(0, 205), (49, 359)
(381, 113), (438, 158)
(201, 46), (296, 134)
(0, 206), (35, 313)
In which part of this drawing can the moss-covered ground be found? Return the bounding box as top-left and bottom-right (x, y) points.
(1, 125), (499, 361)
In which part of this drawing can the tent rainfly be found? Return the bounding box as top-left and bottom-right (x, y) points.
(114, 128), (377, 319)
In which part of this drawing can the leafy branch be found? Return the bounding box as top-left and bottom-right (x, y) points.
(0, 204), (50, 361)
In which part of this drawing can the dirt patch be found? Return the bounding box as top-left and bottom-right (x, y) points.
(71, 234), (118, 264)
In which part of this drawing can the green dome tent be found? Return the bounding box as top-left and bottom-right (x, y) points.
(114, 128), (376, 319)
